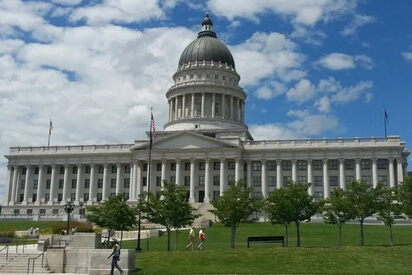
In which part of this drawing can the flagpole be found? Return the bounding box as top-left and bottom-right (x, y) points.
(383, 106), (388, 138)
(48, 119), (52, 149)
(148, 108), (153, 196)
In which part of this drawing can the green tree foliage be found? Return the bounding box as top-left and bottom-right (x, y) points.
(144, 181), (197, 251)
(399, 177), (412, 218)
(323, 188), (355, 246)
(265, 182), (320, 247)
(86, 194), (137, 245)
(346, 180), (382, 246)
(376, 185), (403, 245)
(210, 180), (261, 248)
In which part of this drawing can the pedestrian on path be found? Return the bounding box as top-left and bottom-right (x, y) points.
(186, 227), (195, 250)
(197, 229), (206, 250)
(108, 239), (123, 274)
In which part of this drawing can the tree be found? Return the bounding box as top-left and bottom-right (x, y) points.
(399, 177), (412, 218)
(265, 182), (320, 247)
(86, 194), (137, 245)
(323, 188), (355, 246)
(376, 185), (403, 245)
(346, 180), (381, 246)
(210, 180), (261, 248)
(144, 181), (196, 251)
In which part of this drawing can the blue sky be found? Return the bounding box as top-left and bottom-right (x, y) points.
(0, 0), (411, 201)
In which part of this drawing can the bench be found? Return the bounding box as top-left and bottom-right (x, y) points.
(247, 236), (285, 248)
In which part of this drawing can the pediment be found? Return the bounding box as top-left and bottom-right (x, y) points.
(132, 131), (239, 151)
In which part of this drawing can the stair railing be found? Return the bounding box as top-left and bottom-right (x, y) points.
(0, 245), (9, 260)
(27, 251), (45, 274)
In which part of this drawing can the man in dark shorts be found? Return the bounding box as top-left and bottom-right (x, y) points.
(107, 239), (123, 274)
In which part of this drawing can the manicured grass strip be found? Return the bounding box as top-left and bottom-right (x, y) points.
(0, 221), (66, 231)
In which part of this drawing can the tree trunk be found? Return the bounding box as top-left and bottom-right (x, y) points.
(360, 220), (364, 246)
(389, 224), (393, 246)
(338, 222), (342, 247)
(175, 228), (178, 250)
(120, 231), (123, 248)
(284, 224), (289, 247)
(230, 226), (237, 248)
(167, 228), (171, 251)
(296, 222), (301, 247)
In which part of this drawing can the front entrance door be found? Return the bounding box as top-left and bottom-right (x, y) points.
(198, 190), (205, 203)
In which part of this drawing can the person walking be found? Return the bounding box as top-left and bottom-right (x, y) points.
(186, 227), (195, 250)
(197, 229), (206, 250)
(107, 239), (123, 274)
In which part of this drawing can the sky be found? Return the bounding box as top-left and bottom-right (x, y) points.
(0, 0), (411, 203)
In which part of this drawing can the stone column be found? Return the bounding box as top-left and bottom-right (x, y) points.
(161, 160), (167, 191)
(323, 159), (329, 199)
(130, 163), (135, 199)
(212, 93), (216, 118)
(116, 163), (122, 195)
(276, 160), (282, 189)
(173, 97), (177, 120)
(397, 158), (404, 185)
(222, 95), (226, 119)
(230, 96), (234, 120)
(292, 160), (297, 182)
(182, 95), (186, 118)
(372, 158), (378, 188)
(175, 159), (182, 185)
(11, 166), (19, 204)
(307, 159), (313, 195)
(204, 159), (211, 203)
(6, 166), (12, 205)
(389, 158), (395, 188)
(189, 159), (196, 202)
(36, 165), (44, 204)
(102, 163), (108, 200)
(23, 165), (31, 204)
(136, 161), (142, 198)
(261, 160), (267, 198)
(355, 159), (361, 181)
(237, 98), (240, 121)
(246, 160), (252, 188)
(235, 158), (243, 182)
(191, 93), (195, 118)
(219, 158), (227, 195)
(88, 164), (96, 204)
(49, 165), (57, 205)
(201, 93), (205, 118)
(62, 164), (69, 203)
(75, 164), (82, 204)
(339, 159), (345, 189)
(168, 100), (171, 122)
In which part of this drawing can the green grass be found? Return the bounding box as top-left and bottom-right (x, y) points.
(121, 223), (412, 274)
(0, 221), (66, 231)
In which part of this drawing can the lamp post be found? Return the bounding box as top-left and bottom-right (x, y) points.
(63, 201), (74, 234)
(135, 194), (144, 252)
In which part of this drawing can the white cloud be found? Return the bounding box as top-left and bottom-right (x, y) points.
(342, 14), (375, 36)
(318, 77), (341, 92)
(286, 79), (315, 104)
(317, 53), (374, 70)
(52, 0), (83, 6)
(402, 52), (412, 62)
(315, 96), (331, 113)
(331, 81), (373, 104)
(249, 123), (297, 140)
(255, 81), (286, 100)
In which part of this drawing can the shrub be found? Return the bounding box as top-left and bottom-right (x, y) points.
(0, 229), (16, 238)
(50, 222), (93, 234)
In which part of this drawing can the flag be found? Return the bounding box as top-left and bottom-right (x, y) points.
(384, 109), (388, 122)
(48, 119), (53, 135)
(150, 110), (157, 144)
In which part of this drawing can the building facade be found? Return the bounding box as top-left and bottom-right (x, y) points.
(2, 15), (410, 218)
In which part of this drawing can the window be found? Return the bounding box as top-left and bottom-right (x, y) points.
(199, 162), (205, 171)
(143, 177), (147, 187)
(19, 194), (24, 202)
(346, 176), (354, 185)
(156, 177), (161, 187)
(214, 162), (220, 170)
(252, 176), (261, 187)
(215, 74), (218, 79)
(47, 167), (52, 175)
(59, 167), (65, 174)
(84, 179), (90, 189)
(46, 180), (51, 189)
(199, 176), (205, 186)
(58, 179), (64, 189)
(34, 167), (39, 175)
(22, 167), (27, 175)
(267, 161), (276, 171)
(213, 191), (220, 201)
(268, 176), (276, 187)
(70, 193), (76, 201)
(111, 178), (116, 188)
(213, 176), (220, 186)
(32, 194), (37, 202)
(190, 74), (194, 79)
(98, 166), (104, 174)
(58, 193), (63, 202)
(27, 209), (33, 216)
(97, 193), (102, 202)
(72, 179), (77, 189)
(228, 175), (235, 185)
(85, 166), (90, 174)
(184, 163), (190, 171)
(110, 193), (115, 198)
(252, 161), (261, 171)
(377, 159), (387, 170)
(228, 162), (235, 170)
(124, 165), (130, 173)
(330, 176), (339, 186)
(282, 160), (292, 171)
(297, 161), (307, 171)
(170, 163), (176, 171)
(97, 179), (103, 188)
(252, 192), (262, 198)
(123, 193), (129, 200)
(156, 163), (162, 171)
(314, 176), (323, 187)
(313, 160), (322, 170)
(298, 176), (307, 184)
(184, 176), (190, 186)
(14, 209), (20, 216)
(109, 165), (115, 173)
(124, 178), (130, 188)
(283, 176), (291, 184)
(361, 176), (371, 184)
(39, 209), (46, 216)
(197, 74), (201, 79)
(206, 74), (210, 79)
(378, 175), (388, 186)
(361, 159), (371, 170)
(329, 160), (338, 170)
(222, 75), (226, 81)
(143, 164), (148, 171)
(345, 160), (354, 170)
(314, 191), (323, 201)
(33, 180), (38, 190)
(45, 193), (50, 202)
(170, 176), (175, 184)
(72, 166), (77, 174)
(52, 209), (59, 215)
(20, 180), (25, 189)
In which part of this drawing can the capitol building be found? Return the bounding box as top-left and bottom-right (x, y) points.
(2, 15), (409, 219)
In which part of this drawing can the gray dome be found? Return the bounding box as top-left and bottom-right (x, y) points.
(178, 15), (235, 68)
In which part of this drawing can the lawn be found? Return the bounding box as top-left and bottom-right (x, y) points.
(121, 223), (412, 274)
(0, 220), (66, 231)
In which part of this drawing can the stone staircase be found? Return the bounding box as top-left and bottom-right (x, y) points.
(193, 202), (216, 227)
(0, 245), (49, 274)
